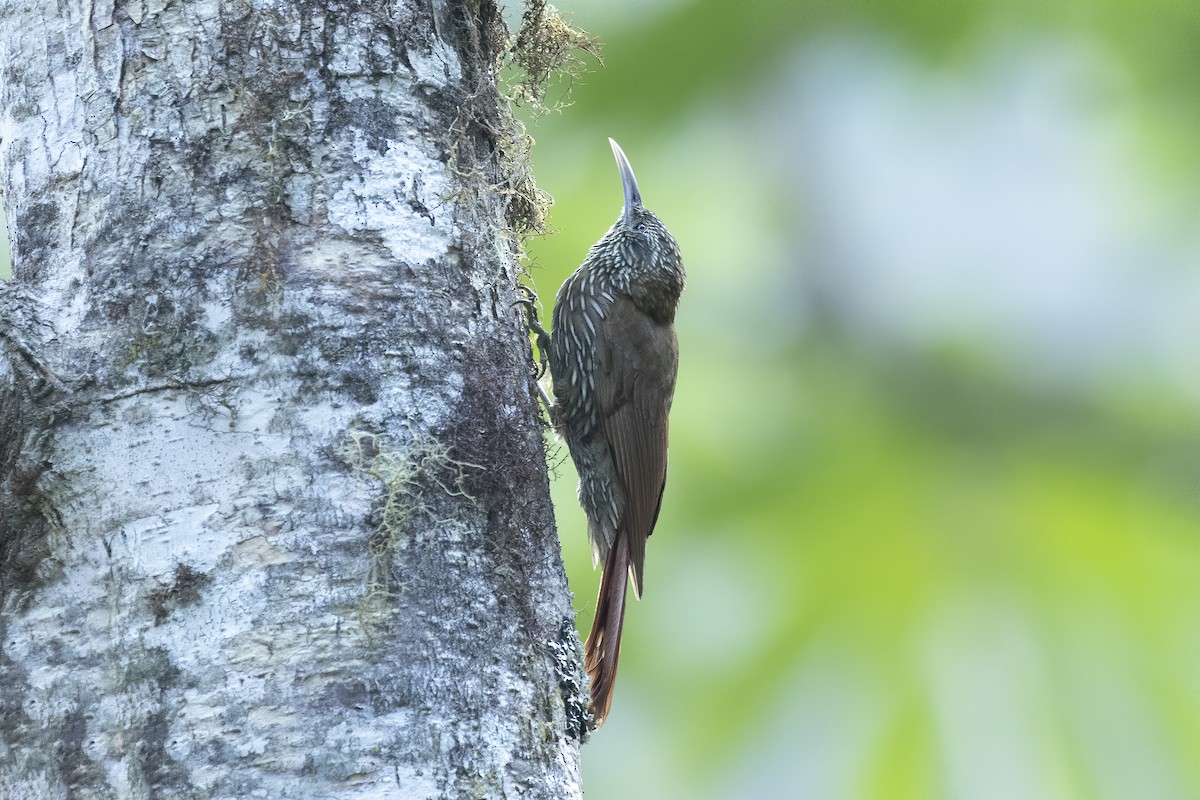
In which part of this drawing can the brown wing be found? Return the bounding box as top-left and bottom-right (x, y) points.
(594, 296), (678, 598)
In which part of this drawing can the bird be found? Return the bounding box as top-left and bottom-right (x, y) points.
(548, 139), (685, 727)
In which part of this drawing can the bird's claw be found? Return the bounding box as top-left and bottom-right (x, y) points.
(515, 285), (555, 416)
(514, 285), (551, 381)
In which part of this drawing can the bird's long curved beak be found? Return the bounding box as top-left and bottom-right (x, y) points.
(609, 138), (642, 226)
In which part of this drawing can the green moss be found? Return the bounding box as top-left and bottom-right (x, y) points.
(342, 430), (480, 611)
(124, 331), (161, 367)
(448, 2), (599, 240)
(509, 1), (600, 110)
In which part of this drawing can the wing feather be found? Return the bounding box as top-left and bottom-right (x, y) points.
(594, 297), (678, 598)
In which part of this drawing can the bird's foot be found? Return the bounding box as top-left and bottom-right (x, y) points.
(514, 285), (552, 379)
(514, 285), (555, 416)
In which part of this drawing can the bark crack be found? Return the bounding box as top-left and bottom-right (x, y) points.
(93, 376), (232, 404)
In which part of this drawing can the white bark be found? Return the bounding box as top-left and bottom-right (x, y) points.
(0, 1), (587, 797)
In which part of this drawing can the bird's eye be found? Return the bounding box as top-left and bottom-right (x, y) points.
(635, 222), (647, 232)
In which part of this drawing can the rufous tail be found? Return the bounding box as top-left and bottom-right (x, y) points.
(583, 533), (630, 727)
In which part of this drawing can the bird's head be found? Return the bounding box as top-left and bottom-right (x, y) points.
(599, 139), (684, 301)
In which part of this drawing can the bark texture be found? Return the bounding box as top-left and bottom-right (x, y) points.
(0, 1), (586, 797)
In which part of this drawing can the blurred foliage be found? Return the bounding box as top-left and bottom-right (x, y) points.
(520, 0), (1199, 797)
(539, 0), (1200, 145)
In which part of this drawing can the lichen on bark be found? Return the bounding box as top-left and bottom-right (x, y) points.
(0, 0), (592, 797)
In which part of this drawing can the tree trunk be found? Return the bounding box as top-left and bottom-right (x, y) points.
(0, 1), (587, 797)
